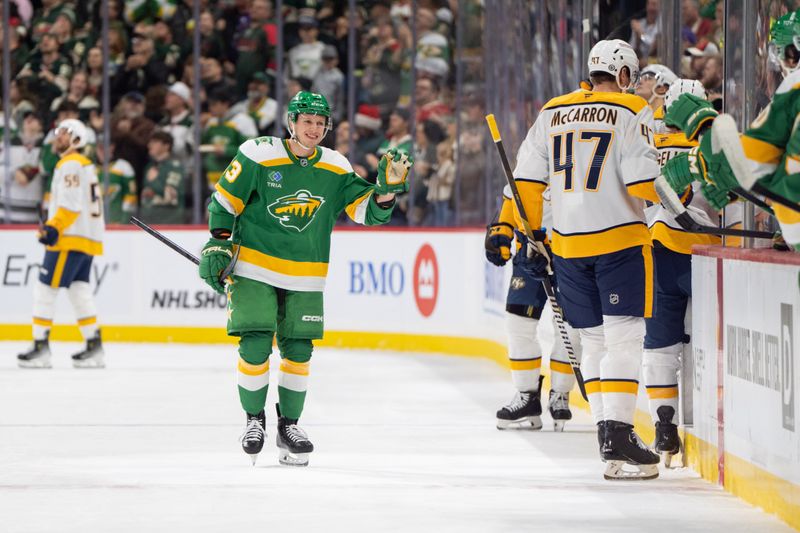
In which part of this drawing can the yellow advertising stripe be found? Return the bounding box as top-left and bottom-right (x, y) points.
(32, 317), (53, 326)
(600, 380), (639, 394)
(741, 135), (784, 165)
(238, 359), (269, 376)
(584, 379), (601, 395)
(549, 360), (573, 374)
(214, 183), (245, 215)
(280, 359), (309, 376)
(77, 316), (97, 326)
(237, 246), (328, 277)
(646, 386), (678, 399)
(50, 251), (69, 288)
(509, 358), (542, 371)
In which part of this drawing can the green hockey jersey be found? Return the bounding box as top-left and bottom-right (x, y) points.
(210, 137), (394, 292)
(740, 69), (800, 243)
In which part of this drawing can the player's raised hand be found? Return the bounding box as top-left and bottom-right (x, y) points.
(375, 148), (412, 195)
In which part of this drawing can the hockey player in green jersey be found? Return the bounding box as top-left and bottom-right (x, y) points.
(661, 10), (800, 249)
(198, 91), (412, 466)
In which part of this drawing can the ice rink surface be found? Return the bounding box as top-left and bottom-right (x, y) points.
(0, 342), (794, 533)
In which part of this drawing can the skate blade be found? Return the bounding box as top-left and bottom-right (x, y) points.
(247, 453), (259, 466)
(661, 448), (685, 469)
(278, 449), (309, 467)
(18, 359), (53, 369)
(496, 416), (542, 430)
(553, 420), (565, 432)
(72, 358), (105, 369)
(603, 460), (659, 481)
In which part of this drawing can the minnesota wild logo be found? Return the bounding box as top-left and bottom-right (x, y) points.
(267, 189), (325, 232)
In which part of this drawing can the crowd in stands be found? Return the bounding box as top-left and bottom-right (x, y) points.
(0, 0), (459, 225)
(0, 0), (729, 227)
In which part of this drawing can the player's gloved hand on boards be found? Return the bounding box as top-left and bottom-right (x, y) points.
(664, 93), (718, 141)
(517, 230), (551, 281)
(484, 222), (513, 266)
(37, 224), (59, 245)
(199, 238), (233, 294)
(375, 148), (412, 195)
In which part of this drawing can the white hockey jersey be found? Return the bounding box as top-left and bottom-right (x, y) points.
(46, 152), (104, 255)
(512, 90), (661, 259)
(646, 131), (720, 254)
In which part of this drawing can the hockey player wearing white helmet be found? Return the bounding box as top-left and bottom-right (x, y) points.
(512, 39), (662, 480)
(18, 118), (106, 369)
(644, 78), (719, 468)
(636, 64), (677, 132)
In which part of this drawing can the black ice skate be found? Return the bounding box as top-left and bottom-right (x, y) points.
(240, 410), (266, 466)
(275, 404), (314, 467)
(547, 390), (572, 432)
(602, 420), (660, 480)
(496, 375), (544, 430)
(596, 421), (607, 460)
(654, 406), (683, 468)
(17, 334), (52, 369)
(71, 332), (105, 369)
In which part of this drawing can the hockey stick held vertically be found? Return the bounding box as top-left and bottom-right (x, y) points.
(485, 114), (588, 401)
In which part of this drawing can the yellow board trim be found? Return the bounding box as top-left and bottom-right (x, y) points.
(238, 359), (269, 376)
(645, 386), (678, 399)
(214, 183), (245, 215)
(600, 380), (639, 394)
(50, 251), (69, 288)
(509, 358), (542, 371)
(237, 245), (329, 278)
(280, 359), (310, 376)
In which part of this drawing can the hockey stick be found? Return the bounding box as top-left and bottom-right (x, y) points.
(653, 177), (775, 239)
(130, 216), (239, 283)
(485, 114), (588, 402)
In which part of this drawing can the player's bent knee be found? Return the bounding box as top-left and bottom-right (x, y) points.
(239, 331), (274, 364)
(278, 338), (313, 362)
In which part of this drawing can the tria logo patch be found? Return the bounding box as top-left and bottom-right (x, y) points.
(267, 189), (325, 231)
(268, 170), (282, 182)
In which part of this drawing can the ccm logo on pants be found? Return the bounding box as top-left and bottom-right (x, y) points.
(301, 315), (323, 322)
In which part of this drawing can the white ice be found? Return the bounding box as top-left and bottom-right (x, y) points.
(0, 342), (793, 533)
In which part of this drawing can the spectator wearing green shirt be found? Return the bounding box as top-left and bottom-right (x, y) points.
(201, 89), (258, 190)
(140, 130), (186, 224)
(233, 0), (273, 98)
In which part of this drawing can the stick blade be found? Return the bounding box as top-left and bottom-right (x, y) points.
(712, 114), (757, 189)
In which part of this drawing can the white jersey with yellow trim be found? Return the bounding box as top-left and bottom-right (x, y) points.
(47, 152), (104, 255)
(512, 90), (661, 259)
(646, 131), (721, 254)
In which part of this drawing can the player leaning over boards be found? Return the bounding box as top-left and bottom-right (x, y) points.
(512, 39), (665, 480)
(198, 91), (412, 466)
(18, 119), (105, 369)
(644, 79), (721, 467)
(662, 10), (800, 250)
(485, 186), (581, 431)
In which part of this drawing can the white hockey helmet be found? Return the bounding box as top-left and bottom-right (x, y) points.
(56, 118), (88, 149)
(587, 39), (640, 91)
(663, 79), (707, 112)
